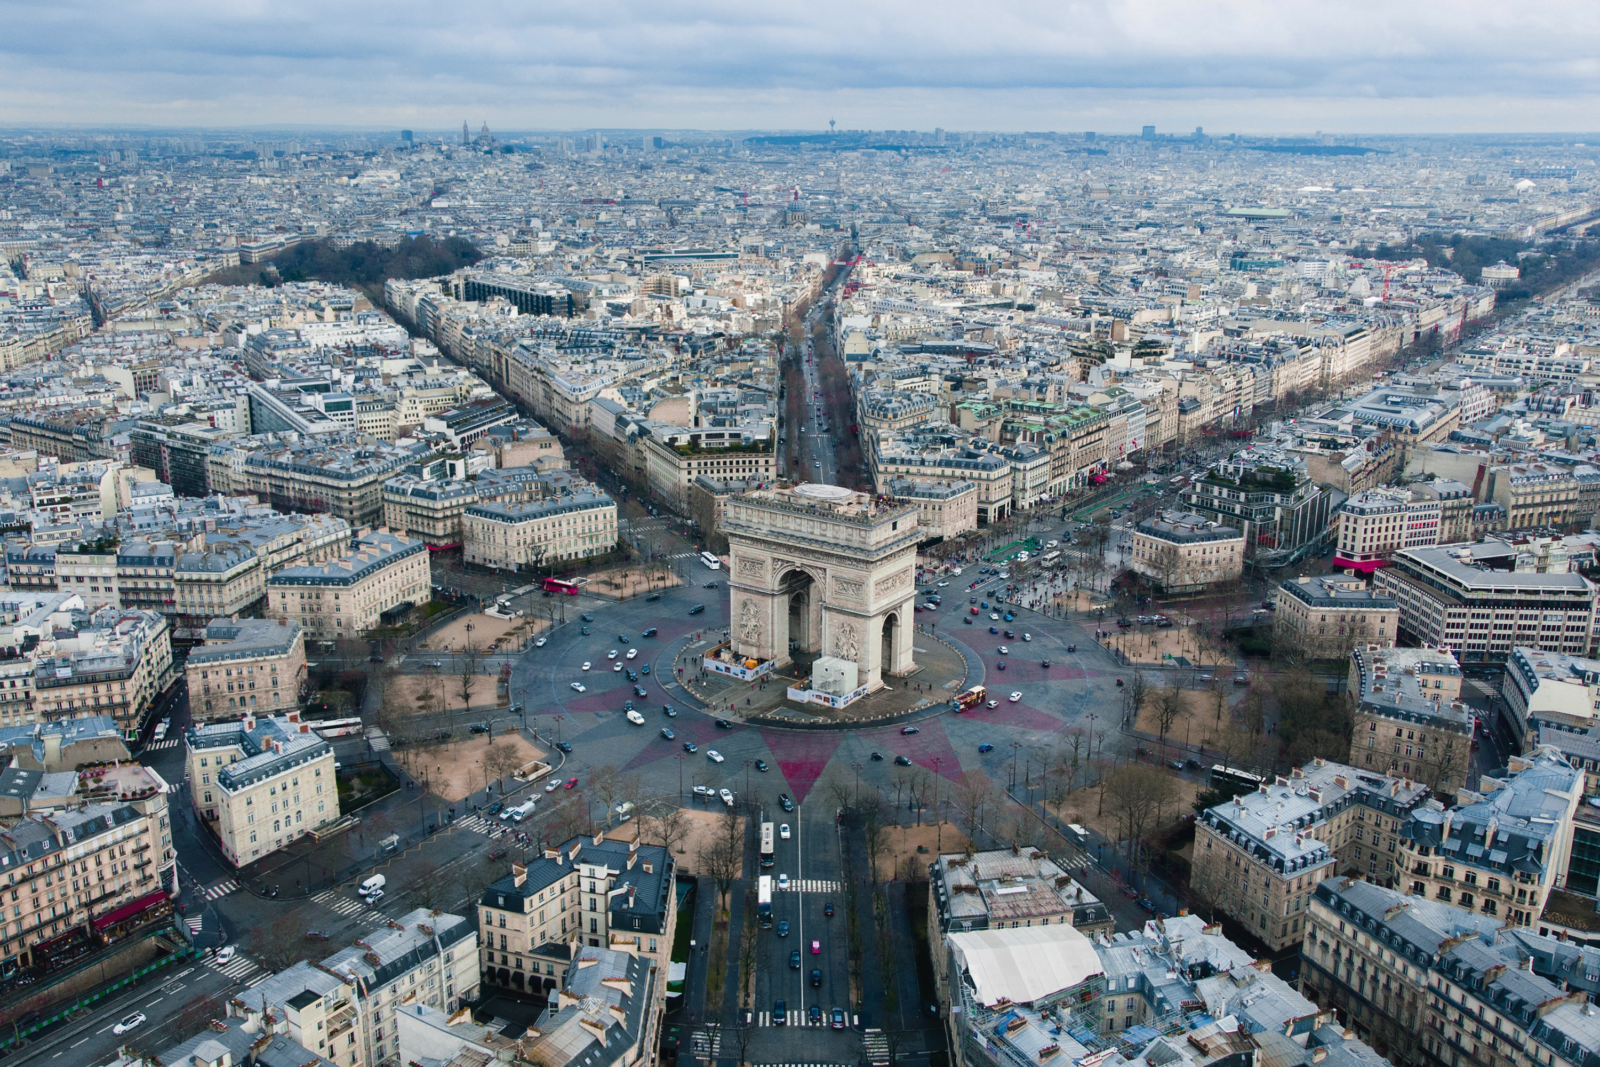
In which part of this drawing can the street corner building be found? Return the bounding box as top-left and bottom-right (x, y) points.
(184, 710), (341, 867)
(185, 618), (307, 723)
(1128, 509), (1245, 593)
(266, 529), (430, 640)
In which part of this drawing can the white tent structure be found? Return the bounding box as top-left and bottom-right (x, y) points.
(948, 924), (1104, 1007)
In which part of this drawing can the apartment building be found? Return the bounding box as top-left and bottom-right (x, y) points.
(1192, 758), (1431, 951)
(462, 490), (618, 570)
(173, 539), (264, 623)
(686, 475), (762, 555)
(928, 847), (1111, 939)
(1373, 543), (1598, 665)
(380, 476), (479, 548)
(638, 433), (776, 513)
(1414, 479), (1476, 544)
(1182, 448), (1332, 564)
(267, 531), (429, 640)
(1129, 510), (1245, 593)
(885, 478), (977, 542)
(1274, 576), (1398, 661)
(27, 605), (174, 738)
(1501, 646), (1600, 793)
(1487, 461), (1586, 529)
(0, 797), (175, 975)
(186, 619), (306, 723)
(1302, 877), (1600, 1067)
(477, 836), (675, 998)
(208, 436), (426, 528)
(1349, 645), (1472, 795)
(876, 445), (1013, 525)
(1334, 487), (1443, 573)
(185, 710), (341, 867)
(1398, 749), (1583, 929)
(240, 907), (478, 1067)
(54, 540), (120, 610)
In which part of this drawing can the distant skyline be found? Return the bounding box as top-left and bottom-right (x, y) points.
(4, 0), (1600, 134)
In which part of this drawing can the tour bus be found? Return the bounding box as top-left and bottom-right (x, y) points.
(311, 717), (365, 739)
(1210, 764), (1267, 795)
(952, 685), (987, 712)
(759, 821), (775, 868)
(700, 551), (722, 571)
(543, 577), (580, 596)
(757, 875), (773, 927)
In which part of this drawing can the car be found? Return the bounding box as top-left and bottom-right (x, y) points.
(970, 596), (977, 603)
(1168, 759), (1185, 771)
(646, 593), (661, 601)
(707, 750), (725, 763)
(634, 685), (648, 697)
(535, 637), (547, 648)
(790, 950), (801, 969)
(216, 946), (236, 963)
(809, 1005), (823, 1025)
(113, 1012), (146, 1035)
(704, 581), (719, 589)
(626, 649), (639, 660)
(643, 627), (658, 637)
(894, 755), (912, 766)
(832, 1008), (847, 1030)
(777, 919), (789, 937)
(545, 780), (559, 792)
(613, 663), (623, 672)
(683, 741), (698, 753)
(978, 743), (994, 753)
(1004, 629), (1015, 639)
(1022, 632), (1032, 641)
(963, 616), (973, 624)
(824, 901), (835, 917)
(937, 580), (949, 587)
(715, 718), (733, 729)
(1066, 644), (1076, 652)
(689, 605), (706, 615)
(469, 722), (489, 734)
(870, 751), (884, 761)
(660, 727), (676, 740)
(581, 662), (592, 671)
(1185, 758), (1204, 770)
(984, 699), (999, 708)
(607, 650), (618, 660)
(1004, 613), (1015, 622)
(641, 665), (651, 675)
(778, 873), (790, 890)
(663, 705), (678, 717)
(901, 725), (919, 735)
(565, 777), (579, 788)
(996, 661), (1006, 670)
(990, 613), (1000, 620)
(778, 793), (794, 811)
(754, 759), (768, 772)
(556, 741), (573, 753)
(779, 823), (791, 839)
(811, 939), (821, 954)
(626, 669), (638, 682)
(488, 848), (508, 860)
(1009, 691), (1022, 702)
(570, 682), (587, 693)
(997, 645), (1010, 655)
(580, 627), (591, 635)
(692, 784), (715, 797)
(774, 997), (788, 1024)
(1041, 660), (1050, 669)
(581, 613), (594, 622)
(304, 930), (330, 941)
(810, 968), (823, 987)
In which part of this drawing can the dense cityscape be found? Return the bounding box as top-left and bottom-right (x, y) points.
(1, 120), (1600, 1067)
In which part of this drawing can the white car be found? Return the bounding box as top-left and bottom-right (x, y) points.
(113, 1012), (146, 1035)
(1009, 692), (1022, 702)
(985, 699), (999, 709)
(719, 788), (735, 806)
(570, 682), (587, 693)
(626, 710), (645, 725)
(626, 648), (638, 660)
(582, 662), (592, 671)
(937, 580), (949, 587)
(1023, 633), (1032, 642)
(998, 570), (1010, 579)
(612, 663), (623, 672)
(1045, 540), (1058, 548)
(778, 873), (790, 890)
(998, 646), (1010, 655)
(779, 823), (791, 839)
(545, 780), (559, 792)
(607, 650), (619, 660)
(216, 946), (236, 963)
(990, 613), (1000, 620)
(707, 750), (725, 763)
(951, 567), (963, 575)
(535, 637), (547, 647)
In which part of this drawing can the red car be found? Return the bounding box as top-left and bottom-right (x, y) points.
(565, 777), (579, 789)
(810, 940), (821, 954)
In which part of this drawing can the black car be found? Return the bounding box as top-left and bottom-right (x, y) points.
(618, 634), (631, 643)
(894, 755), (913, 766)
(754, 759), (768, 772)
(689, 605), (706, 615)
(626, 669), (638, 682)
(870, 751), (884, 761)
(642, 627), (658, 637)
(716, 718), (732, 729)
(580, 626), (591, 635)
(663, 704), (678, 717)
(790, 950), (801, 969)
(468, 723), (489, 734)
(704, 581), (719, 589)
(581, 613), (594, 622)
(778, 793), (794, 811)
(683, 741), (698, 753)
(774, 999), (787, 1026)
(634, 685), (648, 697)
(646, 593), (661, 601)
(823, 901), (834, 917)
(810, 968), (822, 988)
(556, 741), (573, 754)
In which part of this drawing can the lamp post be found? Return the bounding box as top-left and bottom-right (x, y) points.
(1010, 741), (1021, 791)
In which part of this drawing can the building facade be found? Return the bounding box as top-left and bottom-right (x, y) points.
(185, 619), (307, 722)
(267, 531), (430, 640)
(1129, 510), (1245, 593)
(1274, 576), (1399, 662)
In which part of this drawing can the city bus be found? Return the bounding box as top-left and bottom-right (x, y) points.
(700, 551), (722, 571)
(759, 821), (775, 868)
(952, 685), (987, 712)
(757, 875), (773, 927)
(1041, 551), (1061, 566)
(311, 717), (365, 739)
(1210, 764), (1267, 795)
(542, 577), (581, 596)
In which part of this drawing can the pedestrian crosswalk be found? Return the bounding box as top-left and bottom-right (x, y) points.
(457, 814), (506, 837)
(365, 727), (390, 753)
(779, 879), (840, 893)
(210, 953), (267, 985)
(863, 1028), (890, 1066)
(755, 1010), (848, 1027)
(203, 879), (240, 901)
(690, 1029), (722, 1060)
(186, 916), (203, 935)
(312, 889), (385, 919)
(144, 739), (180, 752)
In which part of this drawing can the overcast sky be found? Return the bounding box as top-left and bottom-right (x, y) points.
(4, 0), (1600, 134)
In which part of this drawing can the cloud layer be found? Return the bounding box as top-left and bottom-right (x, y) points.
(5, 0), (1600, 132)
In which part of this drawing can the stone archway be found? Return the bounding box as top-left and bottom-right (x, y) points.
(783, 569), (820, 656)
(880, 611), (899, 679)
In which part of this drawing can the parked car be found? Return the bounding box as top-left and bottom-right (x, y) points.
(556, 741), (573, 753)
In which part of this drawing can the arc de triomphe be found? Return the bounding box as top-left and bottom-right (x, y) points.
(720, 483), (919, 693)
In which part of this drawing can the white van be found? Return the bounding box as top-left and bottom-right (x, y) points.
(500, 799), (538, 823)
(359, 874), (386, 897)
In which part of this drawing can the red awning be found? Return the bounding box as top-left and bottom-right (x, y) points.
(91, 890), (168, 931)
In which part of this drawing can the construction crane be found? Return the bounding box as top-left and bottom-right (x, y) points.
(1381, 265), (1394, 302)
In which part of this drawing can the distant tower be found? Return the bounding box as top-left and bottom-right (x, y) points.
(462, 121), (469, 146)
(1141, 125), (1156, 140)
(400, 130), (413, 145)
(829, 118), (836, 136)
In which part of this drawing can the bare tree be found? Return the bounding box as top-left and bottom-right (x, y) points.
(699, 809), (744, 913)
(484, 741), (523, 793)
(248, 908), (311, 972)
(860, 788), (890, 883)
(589, 764), (625, 828)
(1153, 686), (1189, 759)
(1127, 669), (1149, 728)
(643, 803), (690, 856)
(951, 771), (997, 843)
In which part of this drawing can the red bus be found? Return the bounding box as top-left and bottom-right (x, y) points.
(543, 578), (580, 596)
